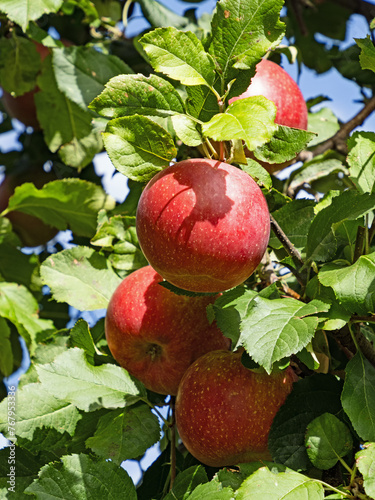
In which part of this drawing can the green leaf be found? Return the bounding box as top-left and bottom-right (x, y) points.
(241, 158), (272, 190)
(25, 453), (137, 499)
(90, 73), (184, 118)
(0, 0), (63, 31)
(0, 36), (41, 95)
(6, 179), (115, 238)
(209, 0), (285, 84)
(0, 242), (38, 288)
(341, 351), (375, 441)
(269, 374), (343, 470)
(103, 115), (177, 182)
(0, 282), (54, 354)
(86, 404), (160, 464)
(254, 126), (315, 164)
(238, 297), (329, 372)
(186, 481), (234, 500)
(164, 466), (209, 500)
(236, 466), (324, 499)
(307, 108), (340, 147)
(347, 131), (375, 194)
(268, 199), (315, 252)
(306, 190), (375, 262)
(40, 246), (122, 311)
(305, 413), (353, 470)
(53, 46), (133, 110)
(0, 318), (12, 377)
(318, 252), (375, 316)
(356, 36), (375, 73)
(36, 348), (146, 412)
(202, 96), (277, 151)
(140, 27), (216, 87)
(35, 58), (102, 169)
(138, 0), (191, 28)
(0, 383), (81, 442)
(69, 320), (98, 364)
(186, 84), (220, 122)
(356, 442), (375, 499)
(171, 114), (203, 147)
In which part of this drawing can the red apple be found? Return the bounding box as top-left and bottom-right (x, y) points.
(104, 265), (230, 395)
(0, 166), (58, 247)
(175, 350), (297, 467)
(229, 59), (308, 173)
(1, 40), (71, 130)
(136, 158), (270, 293)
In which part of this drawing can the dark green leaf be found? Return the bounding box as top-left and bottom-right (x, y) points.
(356, 36), (375, 73)
(0, 0), (63, 31)
(138, 0), (191, 29)
(0, 318), (12, 377)
(307, 108), (340, 147)
(269, 374), (343, 470)
(254, 126), (315, 163)
(305, 413), (353, 470)
(341, 351), (375, 441)
(355, 442), (375, 499)
(164, 466), (208, 500)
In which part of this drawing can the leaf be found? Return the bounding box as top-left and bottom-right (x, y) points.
(268, 199), (315, 252)
(0, 241), (38, 288)
(356, 36), (375, 73)
(341, 351), (375, 441)
(318, 252), (375, 316)
(164, 466), (209, 500)
(202, 96), (277, 151)
(305, 413), (353, 470)
(0, 0), (63, 31)
(356, 442), (375, 499)
(347, 131), (375, 194)
(269, 374), (343, 470)
(25, 453), (137, 499)
(103, 115), (177, 182)
(90, 73), (185, 118)
(36, 348), (146, 412)
(186, 481), (234, 500)
(69, 320), (98, 364)
(307, 108), (340, 147)
(86, 404), (160, 464)
(140, 27), (216, 87)
(0, 318), (13, 377)
(40, 246), (122, 311)
(0, 36), (41, 95)
(254, 126), (315, 164)
(0, 383), (81, 442)
(53, 46), (132, 110)
(35, 58), (102, 169)
(241, 158), (272, 189)
(186, 84), (220, 122)
(137, 0), (191, 29)
(0, 282), (54, 354)
(306, 190), (375, 262)
(171, 114), (202, 147)
(209, 0), (285, 83)
(236, 466), (324, 499)
(238, 297), (329, 372)
(6, 179), (115, 238)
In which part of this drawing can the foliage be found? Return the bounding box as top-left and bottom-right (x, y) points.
(0, 0), (375, 498)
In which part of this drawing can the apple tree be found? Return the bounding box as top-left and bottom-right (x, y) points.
(1, 0), (375, 498)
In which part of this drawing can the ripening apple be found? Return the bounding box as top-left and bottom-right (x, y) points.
(175, 350), (297, 467)
(229, 59), (308, 173)
(136, 158), (270, 293)
(104, 265), (230, 395)
(0, 165), (58, 247)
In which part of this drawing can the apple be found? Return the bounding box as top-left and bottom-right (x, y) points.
(228, 59), (309, 173)
(104, 265), (230, 395)
(136, 158), (270, 293)
(175, 350), (297, 467)
(0, 165), (58, 247)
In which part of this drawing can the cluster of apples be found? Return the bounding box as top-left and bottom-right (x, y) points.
(105, 59), (307, 467)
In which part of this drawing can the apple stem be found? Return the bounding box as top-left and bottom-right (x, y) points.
(169, 396), (177, 491)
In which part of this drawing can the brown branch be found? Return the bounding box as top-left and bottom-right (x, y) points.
(270, 215), (304, 267)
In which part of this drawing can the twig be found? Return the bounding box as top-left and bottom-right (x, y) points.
(270, 215), (304, 267)
(335, 324), (375, 368)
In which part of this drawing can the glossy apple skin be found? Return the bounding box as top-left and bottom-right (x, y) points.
(175, 350), (297, 467)
(0, 166), (58, 247)
(229, 59), (308, 174)
(105, 265), (230, 395)
(136, 159), (270, 293)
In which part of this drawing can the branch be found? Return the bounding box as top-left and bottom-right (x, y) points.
(335, 324), (375, 368)
(270, 215), (304, 267)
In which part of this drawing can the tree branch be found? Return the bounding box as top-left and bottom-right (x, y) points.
(270, 215), (304, 267)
